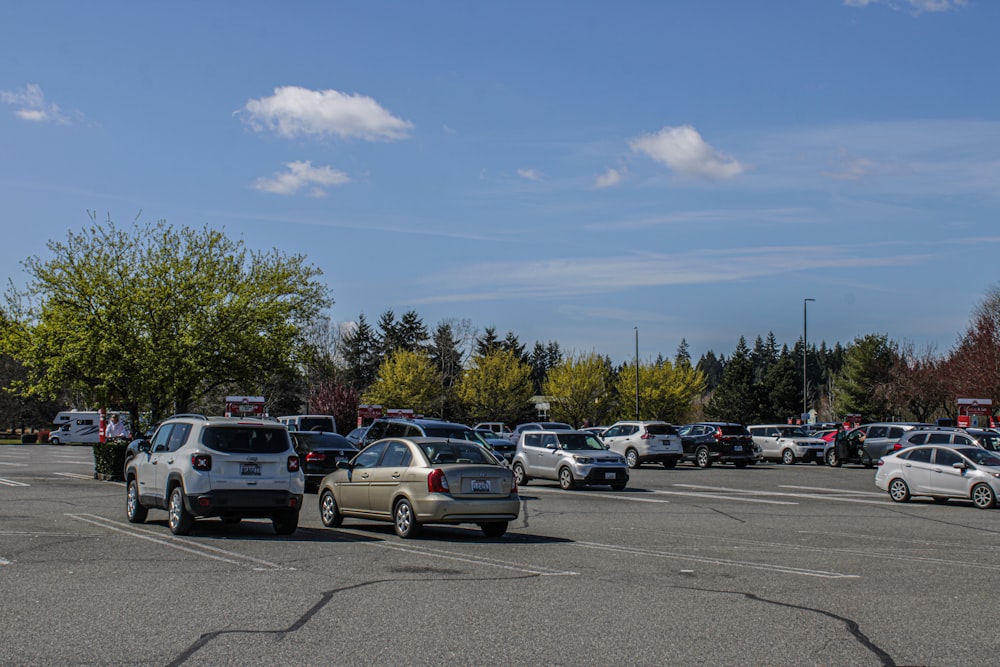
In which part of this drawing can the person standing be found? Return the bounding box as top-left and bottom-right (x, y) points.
(106, 414), (130, 439)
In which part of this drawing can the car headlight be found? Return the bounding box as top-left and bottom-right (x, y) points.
(573, 455), (594, 464)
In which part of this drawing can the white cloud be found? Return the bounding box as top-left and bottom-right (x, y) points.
(240, 86), (412, 141)
(252, 160), (351, 196)
(843, 0), (968, 14)
(594, 167), (625, 189)
(0, 83), (70, 124)
(630, 125), (746, 180)
(517, 168), (542, 181)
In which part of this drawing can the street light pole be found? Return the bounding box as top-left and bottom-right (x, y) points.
(803, 298), (816, 421)
(634, 327), (640, 420)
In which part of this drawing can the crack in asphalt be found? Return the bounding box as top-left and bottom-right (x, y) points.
(168, 574), (540, 666)
(883, 506), (1000, 535)
(673, 585), (896, 666)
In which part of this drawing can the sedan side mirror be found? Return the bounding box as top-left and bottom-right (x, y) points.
(953, 462), (968, 470)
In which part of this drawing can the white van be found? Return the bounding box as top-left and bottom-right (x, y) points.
(50, 410), (128, 445)
(277, 415), (337, 433)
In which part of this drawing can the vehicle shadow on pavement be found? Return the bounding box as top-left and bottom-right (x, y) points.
(140, 518), (383, 543)
(314, 521), (573, 544)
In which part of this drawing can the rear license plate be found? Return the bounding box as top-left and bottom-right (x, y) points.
(605, 472), (617, 480)
(241, 463), (261, 476)
(471, 479), (491, 492)
(733, 445), (743, 452)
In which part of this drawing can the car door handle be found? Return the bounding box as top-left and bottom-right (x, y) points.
(392, 472), (401, 479)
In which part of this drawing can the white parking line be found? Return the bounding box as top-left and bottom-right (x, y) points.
(780, 485), (885, 497)
(53, 472), (94, 480)
(0, 462), (29, 467)
(673, 484), (892, 505)
(576, 541), (859, 579)
(370, 542), (578, 576)
(0, 478), (30, 487)
(526, 486), (796, 505)
(66, 514), (291, 571)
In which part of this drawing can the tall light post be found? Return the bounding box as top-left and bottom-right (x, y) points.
(634, 327), (640, 420)
(803, 298), (816, 421)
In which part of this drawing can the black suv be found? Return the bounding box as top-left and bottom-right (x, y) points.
(678, 422), (754, 468)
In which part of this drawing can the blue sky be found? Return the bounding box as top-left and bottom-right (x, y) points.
(2, 0), (997, 366)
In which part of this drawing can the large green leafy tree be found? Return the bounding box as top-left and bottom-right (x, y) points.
(456, 349), (534, 425)
(362, 349), (442, 416)
(832, 333), (899, 421)
(1, 217), (329, 428)
(542, 352), (614, 427)
(614, 359), (707, 423)
(705, 337), (767, 424)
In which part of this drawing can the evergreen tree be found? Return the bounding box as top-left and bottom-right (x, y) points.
(833, 333), (899, 421)
(705, 338), (767, 424)
(476, 326), (502, 356)
(696, 350), (725, 391)
(337, 314), (379, 391)
(428, 321), (464, 420)
(675, 338), (691, 367)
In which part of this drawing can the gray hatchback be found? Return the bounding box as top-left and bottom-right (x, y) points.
(512, 430), (629, 490)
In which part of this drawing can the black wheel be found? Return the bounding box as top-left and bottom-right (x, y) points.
(662, 459), (678, 469)
(781, 449), (796, 465)
(558, 467), (576, 490)
(480, 521), (508, 538)
(319, 489), (344, 527)
(394, 499), (422, 538)
(888, 478), (910, 503)
(272, 510), (299, 535)
(512, 463), (529, 486)
(610, 481), (627, 490)
(695, 447), (712, 468)
(168, 485), (193, 535)
(126, 479), (147, 524)
(826, 449), (841, 467)
(625, 449), (640, 469)
(972, 483), (996, 509)
(733, 459), (748, 468)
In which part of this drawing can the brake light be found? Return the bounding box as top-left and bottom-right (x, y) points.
(427, 468), (450, 493)
(305, 451), (326, 462)
(191, 454), (212, 471)
(892, 442), (902, 451)
(713, 428), (723, 441)
(640, 433), (654, 439)
(287, 455), (300, 472)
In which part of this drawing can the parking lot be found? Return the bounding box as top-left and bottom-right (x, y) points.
(2, 445), (999, 666)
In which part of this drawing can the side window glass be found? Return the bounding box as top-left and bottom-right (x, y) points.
(151, 424), (174, 452)
(934, 448), (962, 467)
(888, 427), (904, 438)
(954, 435), (973, 446)
(167, 423), (192, 452)
(542, 434), (557, 448)
(868, 426), (887, 439)
(907, 447), (932, 463)
(625, 426), (638, 436)
(385, 422), (408, 438)
(524, 434), (541, 448)
(927, 433), (951, 444)
(379, 441), (412, 468)
(604, 427), (620, 438)
(353, 442), (386, 469)
(909, 433), (927, 445)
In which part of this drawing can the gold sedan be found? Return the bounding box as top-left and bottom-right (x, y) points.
(317, 437), (520, 538)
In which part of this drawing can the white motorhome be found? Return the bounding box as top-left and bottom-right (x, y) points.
(277, 414), (337, 433)
(50, 410), (128, 445)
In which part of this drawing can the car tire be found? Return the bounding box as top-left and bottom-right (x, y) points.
(625, 449), (640, 469)
(126, 479), (147, 524)
(888, 478), (910, 503)
(319, 489), (344, 527)
(49, 437), (60, 446)
(971, 483), (997, 509)
(558, 467), (576, 490)
(272, 510), (299, 535)
(512, 463), (529, 486)
(168, 485), (194, 535)
(781, 449), (796, 465)
(826, 449), (841, 467)
(480, 521), (508, 538)
(695, 447), (712, 468)
(394, 499), (422, 538)
(610, 481), (627, 491)
(662, 459), (678, 469)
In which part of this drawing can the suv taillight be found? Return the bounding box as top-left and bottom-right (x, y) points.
(287, 455), (300, 472)
(892, 442), (903, 451)
(427, 468), (450, 493)
(713, 428), (723, 441)
(191, 454), (211, 471)
(640, 433), (654, 439)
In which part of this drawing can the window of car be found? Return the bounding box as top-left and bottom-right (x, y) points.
(541, 434), (558, 448)
(365, 422), (388, 442)
(959, 448), (1000, 467)
(603, 426), (623, 438)
(166, 423), (191, 452)
(201, 426), (289, 454)
(645, 424), (677, 436)
(868, 426), (888, 438)
(151, 424), (174, 452)
(524, 433), (542, 448)
(379, 441), (412, 468)
(926, 432), (951, 444)
(887, 427), (906, 438)
(953, 434), (975, 446)
(907, 433), (928, 445)
(353, 442), (387, 469)
(933, 448), (963, 467)
(902, 447), (932, 463)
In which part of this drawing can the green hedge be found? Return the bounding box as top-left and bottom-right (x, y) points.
(93, 439), (131, 481)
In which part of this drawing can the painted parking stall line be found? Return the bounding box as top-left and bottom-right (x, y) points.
(526, 485), (796, 506)
(370, 542), (578, 576)
(67, 514), (291, 571)
(672, 483), (892, 505)
(0, 478), (30, 487)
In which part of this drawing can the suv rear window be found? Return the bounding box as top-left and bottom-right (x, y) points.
(645, 424), (678, 436)
(719, 425), (749, 436)
(201, 426), (290, 454)
(298, 417), (334, 432)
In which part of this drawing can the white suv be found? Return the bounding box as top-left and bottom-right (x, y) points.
(124, 415), (304, 535)
(600, 421), (684, 469)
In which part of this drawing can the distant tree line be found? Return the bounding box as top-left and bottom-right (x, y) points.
(3, 218), (999, 434)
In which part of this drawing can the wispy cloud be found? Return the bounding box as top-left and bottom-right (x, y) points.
(594, 167), (625, 189)
(517, 168), (542, 181)
(239, 86), (412, 141)
(630, 125), (746, 181)
(0, 83), (71, 124)
(252, 160), (351, 196)
(843, 0), (968, 14)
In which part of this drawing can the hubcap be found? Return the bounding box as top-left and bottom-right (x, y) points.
(169, 492), (181, 527)
(396, 504), (411, 533)
(127, 484), (137, 515)
(321, 495), (333, 523)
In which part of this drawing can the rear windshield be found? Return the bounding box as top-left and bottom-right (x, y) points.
(201, 426), (291, 454)
(719, 425), (750, 436)
(646, 424), (678, 436)
(418, 442), (498, 465)
(298, 417), (335, 432)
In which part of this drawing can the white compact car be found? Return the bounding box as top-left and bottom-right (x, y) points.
(875, 444), (1000, 509)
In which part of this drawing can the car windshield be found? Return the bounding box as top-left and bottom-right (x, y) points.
(202, 426), (290, 453)
(957, 447), (1000, 467)
(418, 442), (498, 465)
(557, 433), (606, 451)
